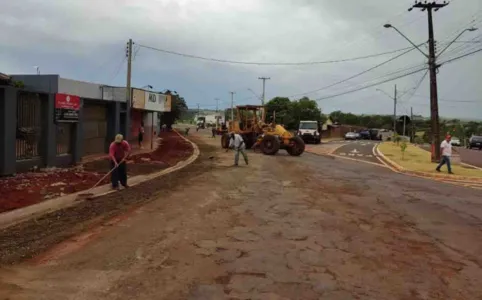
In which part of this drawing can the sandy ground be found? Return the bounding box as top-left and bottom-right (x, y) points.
(1, 130), (482, 299)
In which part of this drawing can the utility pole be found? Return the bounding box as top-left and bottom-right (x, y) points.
(197, 103), (200, 116)
(410, 1), (448, 161)
(125, 38), (133, 138)
(229, 92), (235, 123)
(393, 84), (397, 134)
(258, 77), (270, 105)
(411, 107), (414, 142)
(215, 98), (220, 129)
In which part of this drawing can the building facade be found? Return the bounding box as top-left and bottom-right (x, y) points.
(0, 74), (170, 176)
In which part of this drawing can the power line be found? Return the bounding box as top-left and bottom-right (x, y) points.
(439, 47), (482, 65)
(136, 43), (417, 66)
(411, 94), (481, 103)
(286, 44), (425, 98)
(108, 57), (127, 84)
(315, 67), (428, 101)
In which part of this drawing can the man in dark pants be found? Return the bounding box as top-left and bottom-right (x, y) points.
(109, 134), (131, 190)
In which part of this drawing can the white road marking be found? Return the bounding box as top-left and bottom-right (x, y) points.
(366, 155), (373, 158)
(348, 153), (355, 156)
(339, 153), (346, 156)
(357, 154), (363, 157)
(350, 149), (359, 154)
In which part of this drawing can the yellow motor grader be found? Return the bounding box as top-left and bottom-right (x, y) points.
(221, 105), (305, 156)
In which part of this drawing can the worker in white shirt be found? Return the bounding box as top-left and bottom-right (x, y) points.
(436, 135), (454, 174)
(228, 132), (248, 166)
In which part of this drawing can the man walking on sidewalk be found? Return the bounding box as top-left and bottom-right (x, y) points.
(109, 134), (132, 190)
(436, 135), (454, 174)
(228, 132), (248, 166)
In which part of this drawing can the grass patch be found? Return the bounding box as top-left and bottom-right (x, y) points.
(378, 142), (482, 178)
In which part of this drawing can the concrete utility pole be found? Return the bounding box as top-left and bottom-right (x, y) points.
(376, 86), (397, 134)
(125, 38), (133, 139)
(393, 84), (397, 134)
(126, 39), (133, 108)
(258, 77), (270, 105)
(411, 107), (414, 142)
(229, 92), (235, 123)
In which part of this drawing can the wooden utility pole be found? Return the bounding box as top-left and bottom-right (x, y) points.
(410, 1), (448, 162)
(125, 38), (133, 138)
(258, 77), (270, 105)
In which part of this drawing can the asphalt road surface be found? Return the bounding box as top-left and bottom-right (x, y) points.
(420, 144), (482, 168)
(455, 147), (482, 168)
(1, 132), (482, 299)
(331, 140), (382, 165)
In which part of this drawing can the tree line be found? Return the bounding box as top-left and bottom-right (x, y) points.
(174, 95), (481, 142)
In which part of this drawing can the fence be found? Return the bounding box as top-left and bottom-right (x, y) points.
(16, 91), (42, 160)
(56, 123), (72, 155)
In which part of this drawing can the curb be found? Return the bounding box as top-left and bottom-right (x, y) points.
(376, 144), (482, 184)
(0, 130), (200, 230)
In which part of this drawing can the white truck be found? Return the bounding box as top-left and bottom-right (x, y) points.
(297, 121), (321, 144)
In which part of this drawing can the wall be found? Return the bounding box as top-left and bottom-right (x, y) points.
(58, 78), (103, 100)
(10, 75), (59, 93)
(102, 86), (127, 102)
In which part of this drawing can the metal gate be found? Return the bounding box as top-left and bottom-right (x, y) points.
(16, 91), (42, 160)
(56, 123), (72, 155)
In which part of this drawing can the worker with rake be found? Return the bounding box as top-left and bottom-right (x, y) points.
(109, 134), (131, 190)
(227, 132), (248, 167)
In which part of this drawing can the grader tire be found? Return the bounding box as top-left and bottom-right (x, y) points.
(287, 136), (305, 156)
(260, 135), (280, 155)
(221, 133), (230, 149)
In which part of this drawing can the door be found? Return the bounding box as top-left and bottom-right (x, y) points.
(82, 102), (107, 156)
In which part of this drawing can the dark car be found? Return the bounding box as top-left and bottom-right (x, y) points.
(468, 136), (482, 150)
(359, 130), (371, 140)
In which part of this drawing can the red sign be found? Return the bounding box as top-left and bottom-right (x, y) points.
(55, 93), (80, 122)
(55, 93), (80, 110)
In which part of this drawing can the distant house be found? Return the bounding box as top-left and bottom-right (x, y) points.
(0, 72), (11, 85)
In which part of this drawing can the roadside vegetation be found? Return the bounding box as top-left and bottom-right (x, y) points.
(379, 142), (482, 178)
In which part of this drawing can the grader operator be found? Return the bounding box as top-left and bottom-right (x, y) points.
(221, 105), (305, 156)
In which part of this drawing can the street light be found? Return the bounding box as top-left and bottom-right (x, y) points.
(383, 24), (428, 57)
(142, 85), (153, 90)
(436, 27), (478, 58)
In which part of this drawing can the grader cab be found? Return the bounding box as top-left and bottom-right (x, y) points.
(221, 105), (305, 156)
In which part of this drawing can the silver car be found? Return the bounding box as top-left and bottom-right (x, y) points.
(345, 132), (358, 140)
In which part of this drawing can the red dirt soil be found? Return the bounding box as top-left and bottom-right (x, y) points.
(0, 131), (193, 214)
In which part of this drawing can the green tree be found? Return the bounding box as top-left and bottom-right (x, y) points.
(161, 92), (187, 127)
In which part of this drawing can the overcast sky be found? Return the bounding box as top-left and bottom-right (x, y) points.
(1, 0), (481, 119)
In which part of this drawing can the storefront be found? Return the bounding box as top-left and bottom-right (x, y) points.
(130, 88), (172, 149)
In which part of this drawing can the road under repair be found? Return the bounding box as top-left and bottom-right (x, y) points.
(1, 134), (482, 300)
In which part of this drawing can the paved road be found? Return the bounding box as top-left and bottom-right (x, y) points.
(455, 147), (482, 168)
(1, 134), (482, 299)
(332, 140), (381, 164)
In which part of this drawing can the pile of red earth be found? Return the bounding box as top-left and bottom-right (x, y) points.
(0, 131), (193, 214)
(0, 169), (107, 213)
(130, 131), (193, 166)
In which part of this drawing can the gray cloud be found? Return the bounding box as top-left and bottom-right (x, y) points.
(1, 0), (481, 119)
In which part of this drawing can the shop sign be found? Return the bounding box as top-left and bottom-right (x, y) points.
(55, 93), (80, 122)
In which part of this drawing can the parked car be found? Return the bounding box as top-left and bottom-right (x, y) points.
(450, 137), (461, 147)
(345, 132), (358, 140)
(359, 130), (371, 140)
(468, 136), (482, 150)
